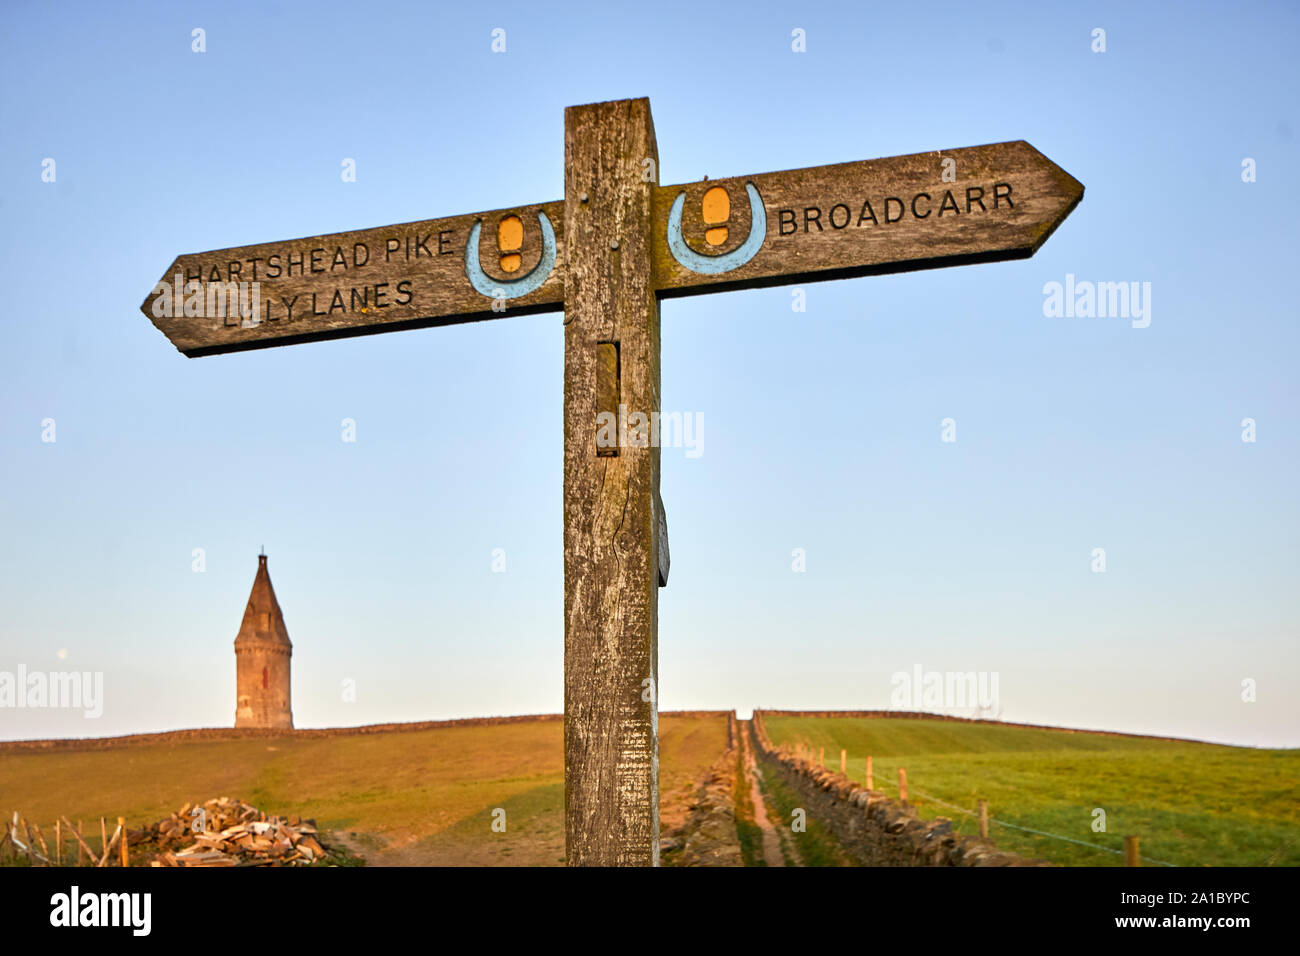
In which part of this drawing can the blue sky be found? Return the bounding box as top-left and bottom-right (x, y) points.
(1, 0), (1296, 746)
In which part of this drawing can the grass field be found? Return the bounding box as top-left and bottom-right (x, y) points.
(762, 716), (1300, 867)
(0, 714), (729, 866)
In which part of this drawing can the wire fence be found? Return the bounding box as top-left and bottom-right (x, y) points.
(792, 747), (1180, 867)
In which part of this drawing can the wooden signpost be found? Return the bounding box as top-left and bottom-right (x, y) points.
(140, 96), (1083, 867)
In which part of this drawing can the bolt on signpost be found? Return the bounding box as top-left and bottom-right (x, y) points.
(140, 97), (1083, 867)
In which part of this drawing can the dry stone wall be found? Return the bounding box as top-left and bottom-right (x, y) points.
(751, 711), (1050, 867)
(664, 711), (743, 867)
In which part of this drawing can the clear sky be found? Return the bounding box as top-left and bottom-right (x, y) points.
(1, 0), (1296, 746)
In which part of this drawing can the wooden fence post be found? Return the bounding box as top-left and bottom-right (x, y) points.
(63, 817), (95, 866)
(1124, 835), (1140, 867)
(898, 767), (908, 803)
(819, 746), (824, 768)
(24, 820), (39, 861)
(100, 817), (107, 858)
(118, 817), (128, 868)
(866, 756), (873, 790)
(55, 819), (61, 865)
(840, 749), (846, 774)
(978, 799), (989, 838)
(97, 824), (121, 868)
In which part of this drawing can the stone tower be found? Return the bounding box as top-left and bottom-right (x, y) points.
(234, 553), (293, 729)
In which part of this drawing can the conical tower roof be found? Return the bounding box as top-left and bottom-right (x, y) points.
(234, 554), (292, 649)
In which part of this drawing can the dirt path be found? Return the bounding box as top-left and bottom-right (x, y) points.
(328, 830), (442, 866)
(739, 720), (789, 867)
(326, 828), (559, 866)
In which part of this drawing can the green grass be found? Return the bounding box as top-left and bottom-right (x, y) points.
(763, 717), (1300, 867)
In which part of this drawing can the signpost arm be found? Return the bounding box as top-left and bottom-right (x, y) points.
(562, 97), (662, 866)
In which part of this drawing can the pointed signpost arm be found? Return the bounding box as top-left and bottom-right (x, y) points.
(563, 98), (662, 866)
(652, 140), (1083, 298)
(139, 203), (565, 358)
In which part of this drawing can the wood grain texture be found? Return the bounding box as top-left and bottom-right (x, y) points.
(562, 97), (662, 867)
(652, 141), (1083, 297)
(140, 201), (565, 357)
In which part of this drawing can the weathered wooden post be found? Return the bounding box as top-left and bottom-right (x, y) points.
(118, 816), (129, 867)
(978, 799), (989, 838)
(819, 746), (825, 768)
(77, 819), (84, 865)
(563, 98), (663, 866)
(840, 748), (847, 774)
(866, 756), (874, 790)
(54, 819), (61, 865)
(898, 767), (908, 803)
(1124, 835), (1140, 867)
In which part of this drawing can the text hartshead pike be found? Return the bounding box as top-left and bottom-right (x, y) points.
(49, 886), (151, 936)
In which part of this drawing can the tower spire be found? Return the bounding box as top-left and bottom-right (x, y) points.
(234, 552), (293, 729)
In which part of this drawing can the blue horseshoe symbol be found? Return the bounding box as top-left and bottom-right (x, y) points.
(667, 182), (766, 275)
(465, 210), (557, 299)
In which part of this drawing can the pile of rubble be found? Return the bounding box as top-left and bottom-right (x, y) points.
(138, 797), (330, 867)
